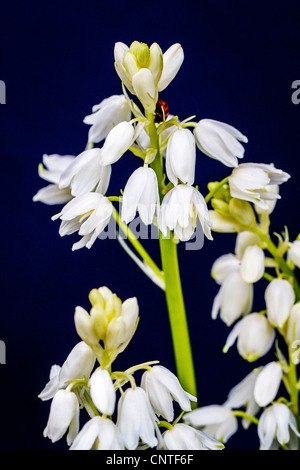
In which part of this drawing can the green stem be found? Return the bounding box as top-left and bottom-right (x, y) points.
(232, 410), (259, 426)
(205, 177), (229, 203)
(159, 232), (197, 399)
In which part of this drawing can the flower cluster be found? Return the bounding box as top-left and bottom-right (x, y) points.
(39, 286), (224, 450)
(187, 169), (300, 449)
(33, 40), (253, 256)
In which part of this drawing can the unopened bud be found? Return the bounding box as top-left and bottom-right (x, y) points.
(211, 198), (230, 217)
(148, 43), (163, 85)
(123, 51), (139, 79)
(90, 304), (108, 340)
(229, 198), (256, 226)
(74, 306), (99, 346)
(136, 43), (150, 68)
(89, 288), (105, 308)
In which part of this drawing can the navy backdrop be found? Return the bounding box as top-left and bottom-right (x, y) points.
(0, 0), (299, 450)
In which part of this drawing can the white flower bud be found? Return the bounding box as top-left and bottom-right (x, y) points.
(254, 362), (282, 407)
(132, 68), (157, 113)
(157, 43), (184, 92)
(162, 423), (224, 450)
(89, 368), (116, 416)
(100, 121), (136, 166)
(240, 245), (265, 283)
(286, 302), (300, 344)
(288, 240), (300, 268)
(166, 128), (196, 186)
(265, 278), (295, 328)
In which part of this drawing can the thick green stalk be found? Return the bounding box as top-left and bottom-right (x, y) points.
(159, 233), (197, 398)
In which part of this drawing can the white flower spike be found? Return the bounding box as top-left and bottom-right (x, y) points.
(141, 365), (197, 422)
(194, 119), (248, 168)
(121, 166), (160, 225)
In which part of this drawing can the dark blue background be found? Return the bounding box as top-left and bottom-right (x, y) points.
(0, 0), (299, 450)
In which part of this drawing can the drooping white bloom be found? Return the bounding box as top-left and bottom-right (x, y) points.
(33, 154), (75, 205)
(254, 184), (279, 215)
(70, 416), (124, 450)
(165, 128), (196, 186)
(211, 270), (253, 326)
(265, 278), (295, 328)
(288, 240), (300, 269)
(254, 362), (282, 408)
(100, 121), (143, 166)
(117, 387), (158, 450)
(83, 95), (131, 143)
(258, 403), (300, 450)
(89, 368), (116, 416)
(224, 368), (261, 429)
(223, 313), (275, 361)
(286, 302), (300, 344)
(194, 119), (248, 167)
(183, 405), (238, 443)
(39, 342), (95, 401)
(162, 423), (224, 450)
(59, 148), (111, 197)
(53, 192), (113, 251)
(240, 245), (265, 283)
(228, 163), (290, 210)
(157, 43), (184, 92)
(141, 365), (197, 422)
(159, 184), (212, 241)
(43, 390), (80, 445)
(132, 68), (157, 113)
(121, 166), (160, 225)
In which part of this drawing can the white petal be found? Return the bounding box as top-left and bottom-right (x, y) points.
(89, 368), (116, 415)
(157, 44), (184, 92)
(254, 362), (282, 407)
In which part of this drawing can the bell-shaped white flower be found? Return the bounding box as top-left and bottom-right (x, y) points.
(70, 416), (124, 450)
(53, 192), (113, 251)
(159, 184), (212, 241)
(234, 231), (261, 259)
(141, 365), (197, 422)
(258, 403), (300, 450)
(265, 278), (295, 328)
(194, 119), (248, 167)
(100, 121), (143, 166)
(224, 368), (261, 429)
(240, 245), (265, 283)
(254, 184), (279, 215)
(211, 253), (240, 285)
(59, 148), (111, 197)
(157, 43), (184, 92)
(211, 270), (253, 326)
(33, 154), (75, 205)
(286, 302), (300, 344)
(132, 68), (157, 113)
(83, 95), (131, 144)
(43, 390), (80, 445)
(121, 166), (160, 225)
(288, 240), (300, 269)
(117, 387), (158, 450)
(183, 405), (238, 443)
(228, 163), (290, 210)
(254, 362), (282, 408)
(89, 368), (116, 416)
(165, 128), (196, 186)
(162, 423), (224, 450)
(223, 313), (275, 362)
(39, 342), (95, 400)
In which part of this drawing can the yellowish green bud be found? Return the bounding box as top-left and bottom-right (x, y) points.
(123, 51), (139, 79)
(211, 198), (230, 217)
(89, 288), (105, 308)
(148, 43), (163, 85)
(136, 43), (150, 68)
(207, 181), (231, 202)
(229, 198), (256, 226)
(105, 317), (125, 351)
(129, 41), (141, 55)
(74, 306), (99, 346)
(90, 304), (108, 340)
